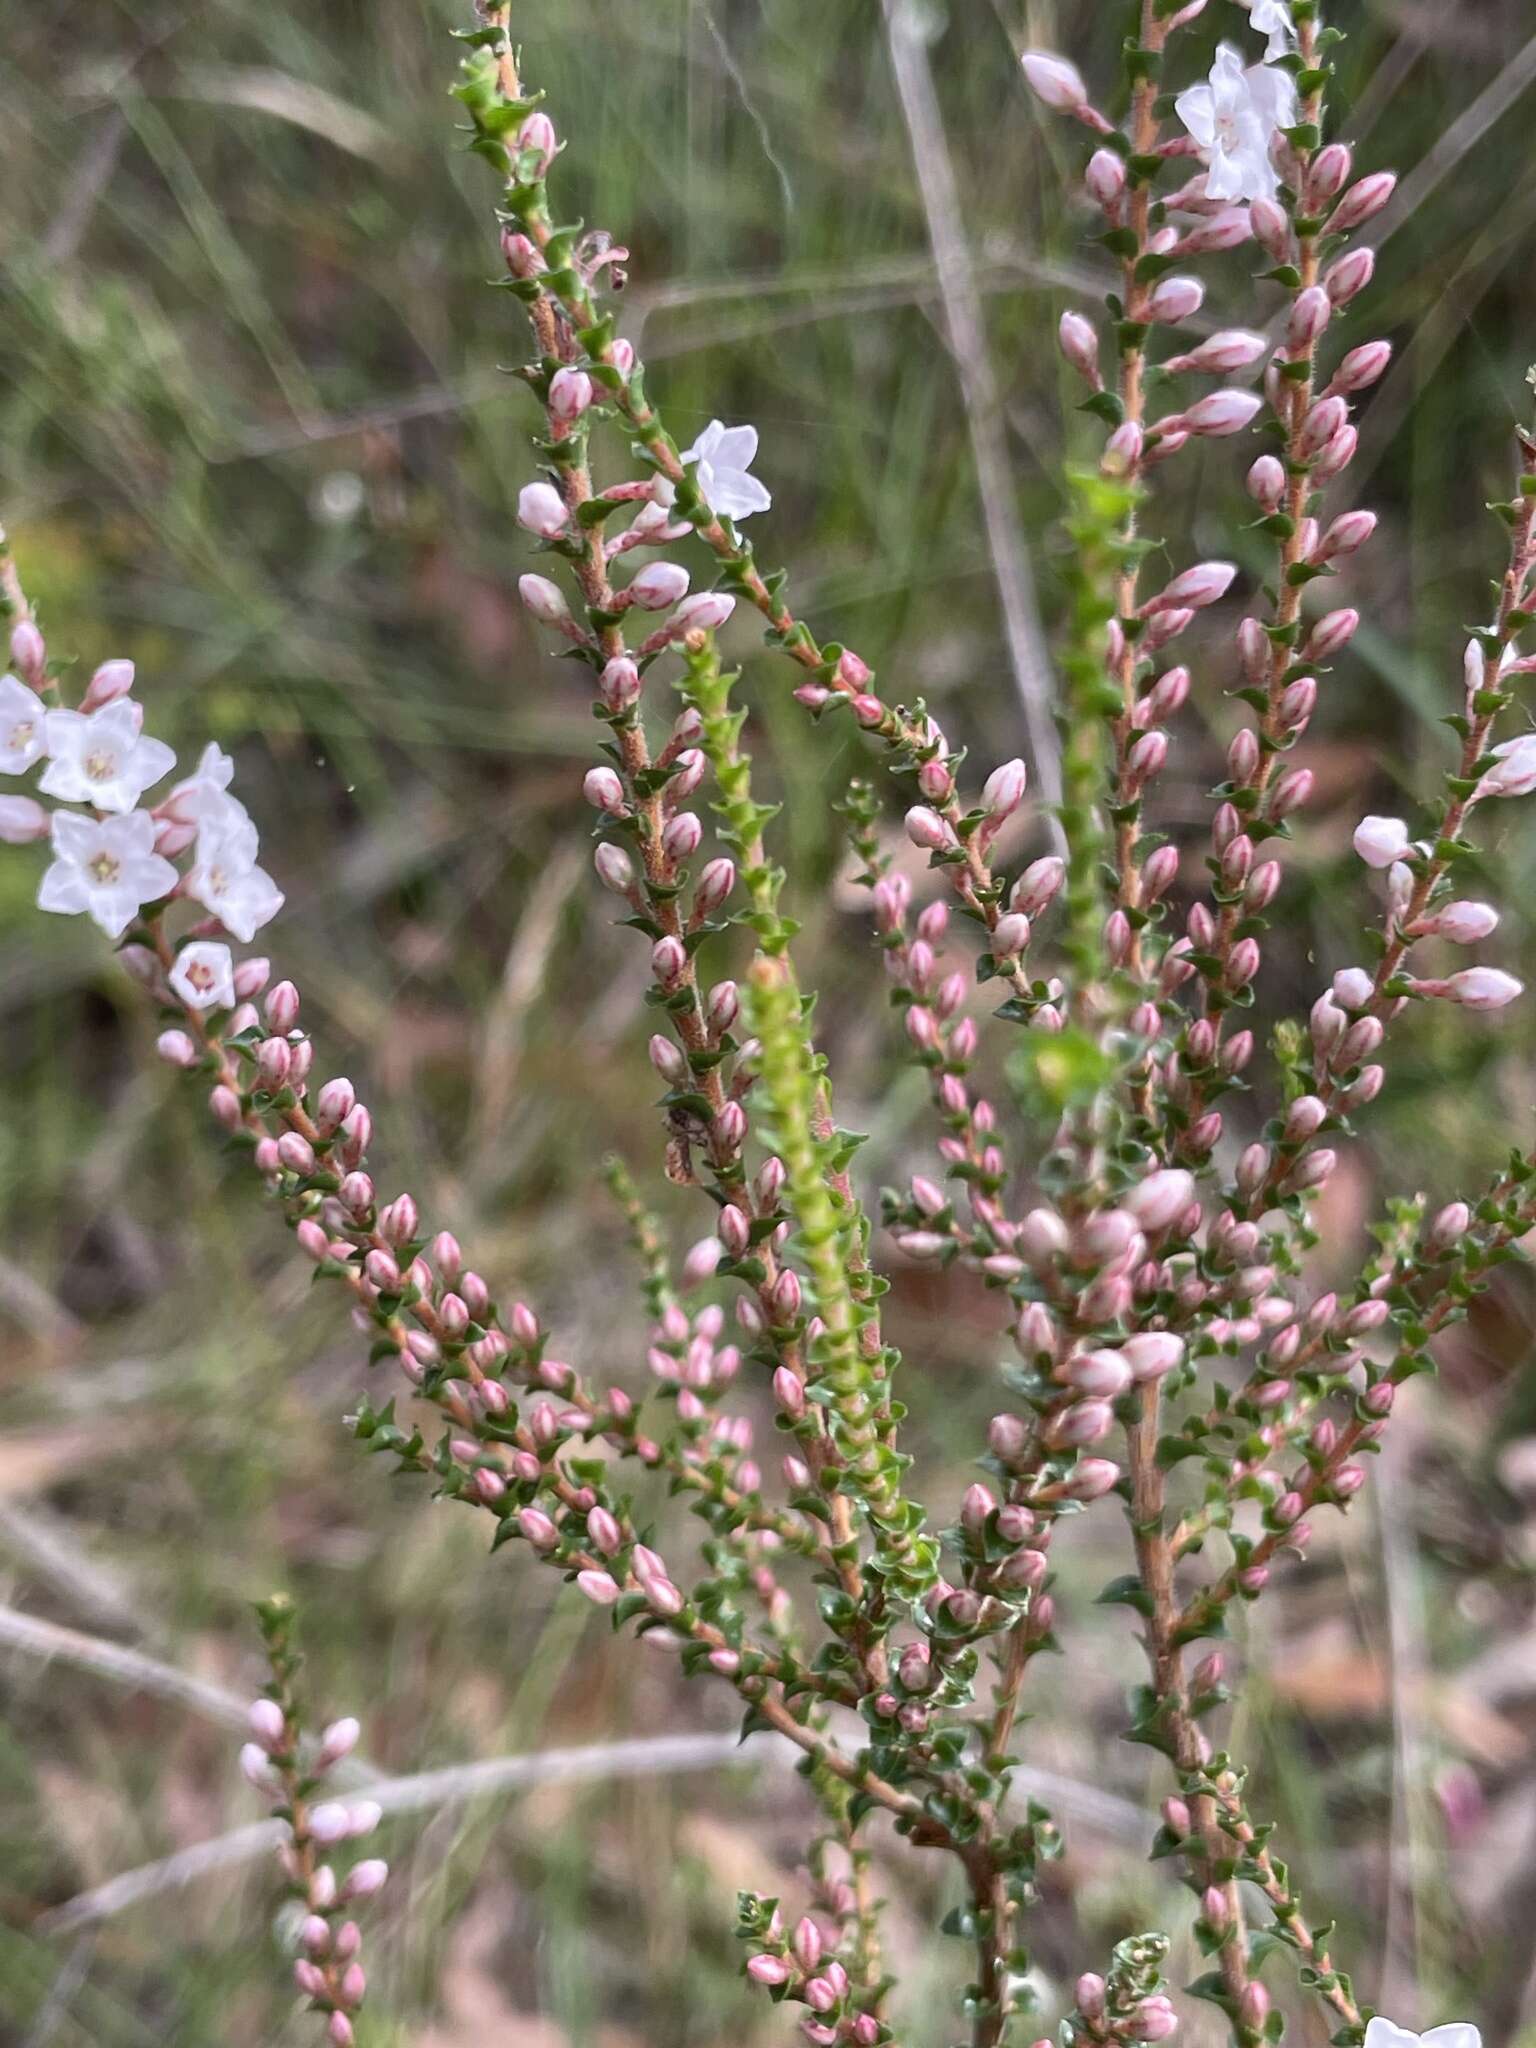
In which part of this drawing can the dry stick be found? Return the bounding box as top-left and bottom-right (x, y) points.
(880, 0), (1064, 836)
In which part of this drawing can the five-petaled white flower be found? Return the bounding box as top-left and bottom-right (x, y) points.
(1364, 2021), (1479, 2048)
(37, 809), (179, 940)
(680, 420), (771, 524)
(1175, 44), (1298, 203)
(1240, 0), (1296, 61)
(186, 812), (284, 942)
(39, 701), (176, 814)
(0, 672), (49, 776)
(169, 939), (237, 1012)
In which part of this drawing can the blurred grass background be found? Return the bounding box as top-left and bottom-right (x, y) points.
(3, 0), (1536, 2042)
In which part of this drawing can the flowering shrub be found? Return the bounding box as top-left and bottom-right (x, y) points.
(1, 0), (1529, 2043)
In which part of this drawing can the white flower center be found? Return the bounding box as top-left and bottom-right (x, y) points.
(206, 862), (230, 896)
(6, 717), (33, 750)
(84, 746), (121, 783)
(88, 851), (122, 885)
(185, 961), (215, 994)
(1216, 112), (1241, 149)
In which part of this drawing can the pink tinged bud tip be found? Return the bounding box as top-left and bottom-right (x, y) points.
(626, 561), (690, 610)
(1441, 967), (1523, 1011)
(1353, 815), (1411, 869)
(904, 804), (952, 852)
(517, 481), (568, 538)
(519, 573), (571, 625)
(668, 590), (736, 635)
(1020, 50), (1087, 111)
(1057, 309), (1100, 383)
(248, 1698), (286, 1750)
(0, 794), (50, 843)
(341, 1859), (388, 1901)
(547, 366), (593, 422)
(1146, 275), (1204, 324)
(1181, 390), (1263, 437)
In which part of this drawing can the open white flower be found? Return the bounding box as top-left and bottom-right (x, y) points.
(1364, 2020), (1479, 2048)
(1175, 44), (1297, 203)
(169, 939), (237, 1012)
(186, 812), (284, 942)
(1240, 0), (1296, 61)
(163, 740), (251, 832)
(40, 701), (176, 814)
(680, 420), (771, 523)
(37, 809), (179, 940)
(0, 672), (48, 775)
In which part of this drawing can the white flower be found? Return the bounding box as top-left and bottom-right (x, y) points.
(1364, 2020), (1480, 2048)
(37, 809), (179, 940)
(39, 701), (176, 814)
(680, 420), (771, 523)
(163, 741), (251, 832)
(186, 813), (284, 942)
(0, 672), (48, 775)
(1240, 0), (1296, 61)
(1175, 44), (1298, 204)
(169, 939), (237, 1012)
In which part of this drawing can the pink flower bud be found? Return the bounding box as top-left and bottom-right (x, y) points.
(517, 481), (568, 537)
(1300, 393), (1349, 459)
(1318, 509), (1377, 562)
(1146, 561), (1236, 614)
(1064, 1348), (1132, 1399)
(747, 1954), (792, 1987)
(519, 573), (571, 624)
(1330, 967), (1373, 1013)
(1122, 1332), (1184, 1382)
(668, 591), (736, 635)
(1428, 900), (1498, 943)
(593, 842), (637, 898)
(1441, 967), (1523, 1011)
(904, 804), (953, 853)
(1058, 309), (1100, 383)
(982, 756), (1028, 815)
(1331, 340), (1393, 395)
(1353, 815), (1410, 869)
(1012, 855), (1064, 917)
(277, 1131), (316, 1176)
(599, 655), (641, 711)
(1182, 390), (1263, 437)
(1124, 1168), (1195, 1234)
(1249, 194), (1290, 262)
(1171, 329), (1267, 375)
(1020, 50), (1088, 110)
(1063, 1457), (1119, 1500)
(1084, 149), (1125, 209)
(627, 561), (690, 610)
(340, 1859), (388, 1901)
(156, 1028), (198, 1068)
(9, 619), (46, 682)
(547, 367), (594, 422)
(1146, 274), (1204, 324)
(1246, 455), (1286, 511)
(1325, 247), (1376, 306)
(1329, 170), (1397, 235)
(516, 108), (558, 173)
(1306, 608), (1359, 661)
(695, 857), (736, 913)
(1287, 284), (1332, 353)
(248, 1698), (286, 1750)
(1176, 207), (1253, 255)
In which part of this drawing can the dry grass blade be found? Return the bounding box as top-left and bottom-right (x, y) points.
(880, 0), (1064, 829)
